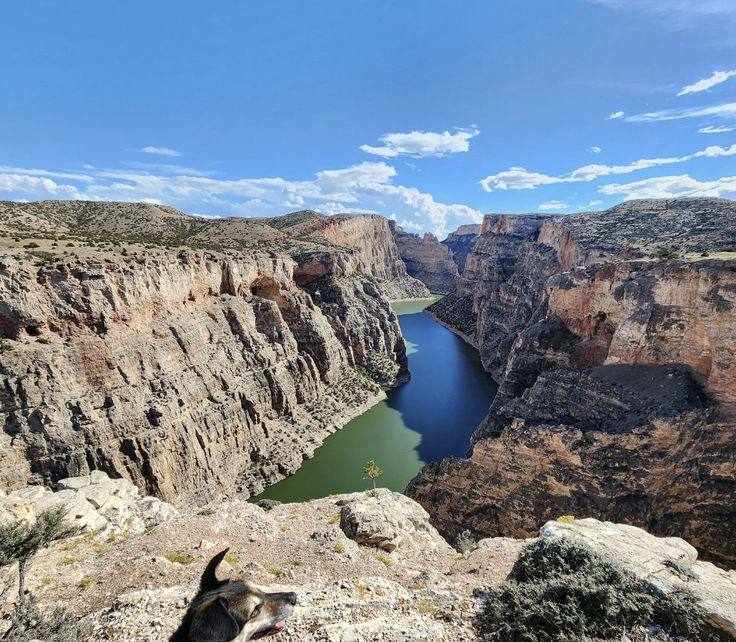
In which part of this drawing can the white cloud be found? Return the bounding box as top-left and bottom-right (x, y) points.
(0, 173), (83, 198)
(480, 143), (736, 191)
(538, 200), (569, 212)
(0, 166), (95, 183)
(678, 70), (736, 96)
(699, 124), (736, 134)
(0, 161), (481, 238)
(608, 111), (625, 120)
(599, 174), (736, 200)
(590, 146), (603, 154)
(360, 128), (479, 158)
(140, 146), (181, 157)
(480, 166), (561, 191)
(584, 199), (604, 208)
(626, 101), (736, 123)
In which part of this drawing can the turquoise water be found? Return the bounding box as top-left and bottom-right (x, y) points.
(254, 298), (496, 502)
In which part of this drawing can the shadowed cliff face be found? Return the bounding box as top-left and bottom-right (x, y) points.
(0, 202), (413, 503)
(442, 224), (480, 273)
(409, 198), (736, 567)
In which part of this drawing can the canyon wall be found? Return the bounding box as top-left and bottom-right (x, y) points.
(391, 223), (459, 294)
(409, 198), (736, 567)
(295, 213), (430, 299)
(442, 223), (480, 272)
(0, 202), (410, 503)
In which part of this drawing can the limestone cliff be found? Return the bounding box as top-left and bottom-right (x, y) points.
(442, 223), (480, 272)
(0, 201), (429, 301)
(409, 198), (736, 567)
(391, 223), (459, 294)
(0, 201), (410, 503)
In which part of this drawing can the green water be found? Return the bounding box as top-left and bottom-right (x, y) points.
(254, 298), (496, 502)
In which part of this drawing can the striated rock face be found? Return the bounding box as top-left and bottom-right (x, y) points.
(411, 198), (736, 567)
(442, 223), (480, 272)
(391, 223), (459, 294)
(0, 202), (411, 503)
(281, 211), (430, 299)
(0, 201), (429, 300)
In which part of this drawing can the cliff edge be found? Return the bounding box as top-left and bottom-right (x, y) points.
(410, 198), (736, 568)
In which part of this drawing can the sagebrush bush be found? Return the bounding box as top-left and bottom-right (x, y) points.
(2, 593), (81, 642)
(474, 537), (728, 642)
(0, 509), (80, 641)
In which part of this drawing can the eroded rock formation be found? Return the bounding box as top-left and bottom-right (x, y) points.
(409, 198), (736, 567)
(442, 223), (480, 272)
(391, 223), (459, 294)
(0, 202), (414, 503)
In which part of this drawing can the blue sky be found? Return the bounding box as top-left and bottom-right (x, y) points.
(2, 0), (736, 237)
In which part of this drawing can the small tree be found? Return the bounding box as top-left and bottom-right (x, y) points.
(361, 459), (383, 490)
(0, 507), (77, 603)
(0, 508), (80, 641)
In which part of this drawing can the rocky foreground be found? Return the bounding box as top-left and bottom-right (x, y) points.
(408, 198), (736, 568)
(1, 474), (735, 641)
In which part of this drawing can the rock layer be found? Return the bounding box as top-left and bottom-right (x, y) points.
(391, 224), (459, 294)
(0, 202), (412, 503)
(442, 223), (480, 272)
(410, 198), (736, 567)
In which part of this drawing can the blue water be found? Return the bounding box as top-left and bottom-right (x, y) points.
(254, 299), (496, 502)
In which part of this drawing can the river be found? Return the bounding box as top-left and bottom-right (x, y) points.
(254, 298), (496, 502)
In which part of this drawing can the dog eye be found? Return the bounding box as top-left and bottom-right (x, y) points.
(252, 604), (263, 616)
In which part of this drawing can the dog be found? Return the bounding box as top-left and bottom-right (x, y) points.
(170, 548), (297, 641)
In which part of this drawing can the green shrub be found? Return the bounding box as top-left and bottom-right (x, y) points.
(2, 593), (81, 642)
(474, 537), (728, 641)
(0, 508), (81, 641)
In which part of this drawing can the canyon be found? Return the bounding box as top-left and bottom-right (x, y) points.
(1, 198), (736, 639)
(391, 223), (459, 294)
(1, 198), (735, 570)
(407, 198), (736, 568)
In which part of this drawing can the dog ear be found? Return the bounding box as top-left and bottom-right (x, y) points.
(190, 596), (239, 642)
(200, 548), (230, 591)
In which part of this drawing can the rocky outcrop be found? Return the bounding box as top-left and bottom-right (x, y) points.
(391, 224), (459, 294)
(0, 201), (429, 300)
(540, 517), (736, 637)
(0, 471), (177, 537)
(337, 488), (453, 553)
(5, 488), (735, 640)
(410, 198), (736, 567)
(0, 202), (411, 504)
(442, 223), (480, 272)
(296, 214), (430, 299)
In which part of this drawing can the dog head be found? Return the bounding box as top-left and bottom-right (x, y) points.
(170, 548), (297, 641)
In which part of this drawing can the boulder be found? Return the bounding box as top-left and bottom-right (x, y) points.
(540, 517), (736, 637)
(0, 472), (177, 537)
(338, 489), (451, 553)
